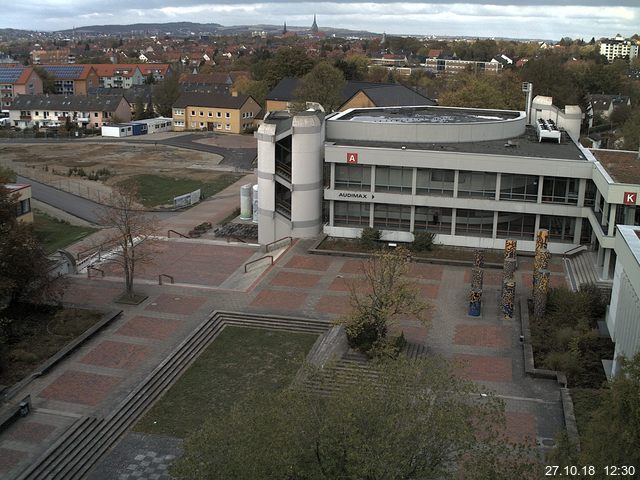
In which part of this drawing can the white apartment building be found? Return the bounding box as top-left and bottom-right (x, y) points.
(599, 34), (639, 63)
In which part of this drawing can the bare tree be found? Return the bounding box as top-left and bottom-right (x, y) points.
(97, 186), (158, 301)
(338, 247), (430, 357)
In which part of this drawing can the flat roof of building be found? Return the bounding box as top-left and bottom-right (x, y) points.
(333, 106), (521, 124)
(329, 126), (587, 161)
(590, 149), (640, 184)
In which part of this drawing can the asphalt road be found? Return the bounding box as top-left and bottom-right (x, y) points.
(19, 175), (176, 225)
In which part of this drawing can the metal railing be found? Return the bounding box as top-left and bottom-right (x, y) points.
(562, 244), (587, 258)
(265, 236), (292, 253)
(167, 229), (188, 238)
(244, 255), (273, 273)
(158, 274), (174, 285)
(87, 266), (104, 278)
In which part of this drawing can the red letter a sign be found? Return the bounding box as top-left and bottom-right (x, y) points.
(624, 192), (637, 205)
(346, 152), (358, 164)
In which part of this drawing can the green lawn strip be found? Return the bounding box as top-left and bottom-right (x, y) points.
(33, 210), (98, 254)
(0, 304), (103, 386)
(134, 326), (318, 438)
(570, 388), (606, 440)
(117, 174), (241, 208)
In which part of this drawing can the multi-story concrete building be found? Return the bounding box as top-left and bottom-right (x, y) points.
(607, 224), (640, 375)
(0, 66), (43, 112)
(257, 101), (640, 285)
(172, 92), (261, 134)
(599, 34), (639, 62)
(422, 58), (502, 75)
(9, 94), (131, 129)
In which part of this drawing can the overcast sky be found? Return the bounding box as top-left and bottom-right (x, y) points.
(2, 1), (638, 41)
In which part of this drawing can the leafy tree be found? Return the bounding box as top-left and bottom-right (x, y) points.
(359, 226), (381, 250)
(439, 71), (523, 110)
(335, 54), (370, 81)
(144, 73), (157, 85)
(233, 77), (269, 107)
(96, 186), (157, 300)
(621, 108), (640, 150)
(521, 54), (581, 107)
(0, 180), (64, 308)
(367, 65), (390, 83)
(171, 357), (541, 480)
(294, 62), (346, 112)
(133, 96), (146, 120)
(33, 66), (56, 94)
(153, 73), (180, 117)
(339, 247), (428, 357)
(256, 47), (315, 88)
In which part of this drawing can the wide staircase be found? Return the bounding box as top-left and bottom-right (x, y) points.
(16, 311), (330, 480)
(564, 250), (612, 295)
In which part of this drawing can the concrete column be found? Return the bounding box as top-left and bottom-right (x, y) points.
(369, 202), (374, 227)
(574, 217), (583, 244)
(410, 205), (416, 233)
(492, 211), (498, 238)
(370, 165), (376, 193)
(608, 204), (617, 236)
(453, 170), (460, 198)
(595, 190), (601, 212)
(602, 248), (612, 280)
(412, 167), (417, 196)
(329, 200), (334, 226)
(495, 173), (501, 201)
(330, 163), (335, 189)
(534, 214), (541, 233)
(577, 178), (586, 207)
(602, 201), (610, 229)
(537, 175), (544, 203)
(596, 244), (605, 269)
(451, 208), (457, 236)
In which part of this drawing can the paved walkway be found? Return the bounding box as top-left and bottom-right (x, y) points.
(0, 221), (569, 478)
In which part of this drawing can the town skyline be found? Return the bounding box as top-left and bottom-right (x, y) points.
(2, 1), (638, 41)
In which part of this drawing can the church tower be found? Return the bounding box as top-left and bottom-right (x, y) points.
(283, 21), (287, 35)
(311, 15), (319, 33)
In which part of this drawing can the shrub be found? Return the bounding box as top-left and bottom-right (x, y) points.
(360, 227), (381, 250)
(412, 231), (435, 252)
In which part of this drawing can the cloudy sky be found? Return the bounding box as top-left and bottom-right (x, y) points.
(2, 0), (638, 40)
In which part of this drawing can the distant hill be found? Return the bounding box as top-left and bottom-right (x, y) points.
(58, 22), (224, 36)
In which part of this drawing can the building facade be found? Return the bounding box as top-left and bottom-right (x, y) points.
(0, 66), (43, 112)
(5, 184), (33, 223)
(257, 104), (640, 284)
(599, 35), (639, 62)
(172, 92), (260, 134)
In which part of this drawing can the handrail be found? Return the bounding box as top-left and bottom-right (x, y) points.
(158, 274), (174, 285)
(167, 229), (188, 238)
(563, 244), (587, 258)
(265, 236), (292, 252)
(244, 255), (274, 273)
(87, 266), (104, 278)
(226, 235), (247, 243)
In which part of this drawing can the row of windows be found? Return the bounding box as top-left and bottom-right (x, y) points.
(333, 201), (578, 242)
(190, 121), (231, 130)
(334, 165), (583, 205)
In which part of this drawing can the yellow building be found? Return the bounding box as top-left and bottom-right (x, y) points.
(172, 93), (261, 134)
(5, 184), (33, 223)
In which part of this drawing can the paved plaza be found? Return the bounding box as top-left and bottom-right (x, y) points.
(0, 181), (570, 477)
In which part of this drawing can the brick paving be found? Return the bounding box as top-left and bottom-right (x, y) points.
(144, 293), (208, 315)
(38, 370), (122, 406)
(0, 448), (28, 475)
(504, 411), (538, 445)
(115, 316), (182, 341)
(285, 255), (333, 271)
(250, 289), (308, 311)
(2, 422), (57, 444)
(453, 325), (512, 349)
(315, 294), (351, 315)
(80, 341), (153, 370)
(454, 353), (514, 383)
(269, 271), (322, 288)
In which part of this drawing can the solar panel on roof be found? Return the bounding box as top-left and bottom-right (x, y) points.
(41, 65), (84, 79)
(0, 67), (25, 83)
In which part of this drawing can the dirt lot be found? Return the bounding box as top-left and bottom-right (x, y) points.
(0, 142), (225, 186)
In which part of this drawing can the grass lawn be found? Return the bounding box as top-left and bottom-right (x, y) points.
(117, 173), (242, 208)
(33, 210), (98, 254)
(134, 326), (318, 438)
(0, 304), (103, 386)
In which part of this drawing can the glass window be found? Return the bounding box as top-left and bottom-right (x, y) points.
(375, 167), (413, 194)
(500, 174), (538, 202)
(414, 207), (452, 234)
(335, 164), (371, 191)
(540, 215), (575, 243)
(373, 204), (411, 231)
(542, 177), (578, 205)
(457, 171), (496, 198)
(334, 201), (370, 227)
(16, 198), (31, 216)
(416, 168), (454, 196)
(584, 180), (597, 207)
(455, 209), (494, 237)
(496, 213), (536, 239)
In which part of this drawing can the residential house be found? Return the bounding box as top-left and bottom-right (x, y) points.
(599, 34), (639, 63)
(4, 184), (33, 223)
(31, 48), (75, 64)
(172, 92), (261, 133)
(9, 94), (131, 129)
(37, 65), (99, 95)
(264, 78), (436, 113)
(587, 94), (631, 127)
(137, 64), (171, 82)
(0, 66), (43, 112)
